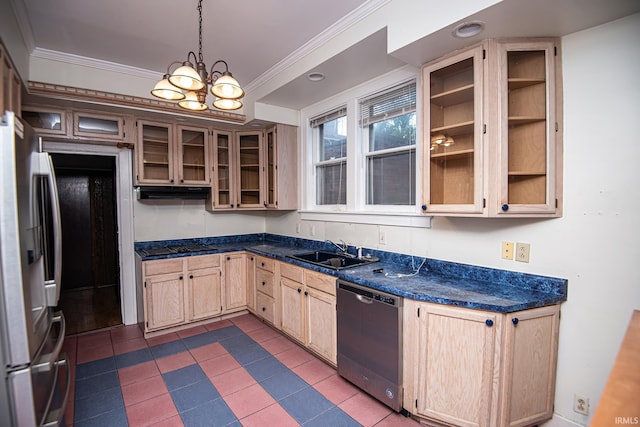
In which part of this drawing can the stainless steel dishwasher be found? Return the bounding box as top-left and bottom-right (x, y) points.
(336, 280), (404, 412)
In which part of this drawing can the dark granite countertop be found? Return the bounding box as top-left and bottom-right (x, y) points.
(135, 233), (567, 313)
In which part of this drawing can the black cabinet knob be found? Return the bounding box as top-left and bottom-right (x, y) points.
(421, 204), (427, 211)
(180, 179), (184, 183)
(230, 204), (233, 208)
(261, 262), (265, 267)
(512, 318), (519, 326)
(485, 319), (494, 327)
(262, 307), (266, 312)
(189, 275), (193, 279)
(501, 204), (509, 211)
(227, 256), (231, 261)
(179, 275), (183, 280)
(262, 281), (266, 286)
(304, 291), (308, 296)
(297, 288), (302, 293)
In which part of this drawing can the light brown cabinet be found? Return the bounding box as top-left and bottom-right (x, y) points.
(422, 38), (562, 217)
(136, 120), (209, 186)
(0, 42), (21, 116)
(404, 300), (560, 427)
(254, 256), (278, 326)
(186, 254), (223, 322)
(279, 262), (336, 365)
(142, 258), (187, 332)
(223, 252), (247, 313)
(209, 125), (298, 211)
(265, 124), (298, 210)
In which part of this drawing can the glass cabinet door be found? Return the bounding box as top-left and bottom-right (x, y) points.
(423, 45), (484, 214)
(137, 120), (173, 184)
(212, 130), (235, 209)
(177, 125), (208, 185)
(74, 112), (124, 141)
(265, 127), (276, 208)
(236, 131), (264, 208)
(496, 40), (558, 215)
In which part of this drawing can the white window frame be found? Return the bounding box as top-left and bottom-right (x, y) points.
(300, 66), (431, 227)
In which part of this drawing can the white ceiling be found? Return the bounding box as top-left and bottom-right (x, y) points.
(10, 0), (640, 113)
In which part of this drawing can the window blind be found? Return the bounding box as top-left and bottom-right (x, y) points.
(360, 80), (416, 127)
(310, 106), (347, 128)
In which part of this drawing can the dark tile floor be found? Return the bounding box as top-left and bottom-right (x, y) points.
(62, 313), (420, 426)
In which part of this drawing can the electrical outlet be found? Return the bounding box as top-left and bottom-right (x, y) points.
(296, 223), (301, 234)
(515, 242), (530, 263)
(574, 394), (589, 415)
(501, 241), (514, 260)
(379, 229), (386, 245)
(310, 225), (316, 236)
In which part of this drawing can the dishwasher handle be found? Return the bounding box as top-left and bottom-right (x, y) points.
(356, 294), (374, 304)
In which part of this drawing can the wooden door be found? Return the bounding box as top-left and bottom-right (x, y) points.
(146, 272), (185, 330)
(500, 305), (560, 426)
(223, 252), (247, 312)
(306, 287), (336, 364)
(280, 277), (304, 343)
(188, 267), (222, 321)
(416, 304), (501, 427)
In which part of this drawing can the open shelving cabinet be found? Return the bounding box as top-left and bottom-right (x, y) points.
(422, 38), (562, 217)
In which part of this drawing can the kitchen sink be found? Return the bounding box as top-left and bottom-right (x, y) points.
(288, 251), (377, 270)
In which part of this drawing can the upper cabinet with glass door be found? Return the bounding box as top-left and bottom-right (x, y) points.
(491, 39), (561, 216)
(236, 131), (264, 208)
(265, 124), (297, 210)
(177, 125), (209, 185)
(136, 120), (174, 184)
(422, 45), (484, 215)
(209, 129), (235, 209)
(421, 38), (562, 217)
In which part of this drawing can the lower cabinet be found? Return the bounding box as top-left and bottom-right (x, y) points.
(279, 262), (337, 365)
(403, 300), (560, 427)
(141, 253), (248, 335)
(223, 252), (247, 313)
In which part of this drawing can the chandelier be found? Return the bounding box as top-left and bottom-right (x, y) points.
(151, 0), (244, 111)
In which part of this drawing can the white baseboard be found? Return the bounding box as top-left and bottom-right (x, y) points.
(541, 414), (587, 427)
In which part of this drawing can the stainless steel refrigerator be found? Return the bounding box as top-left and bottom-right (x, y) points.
(0, 111), (69, 426)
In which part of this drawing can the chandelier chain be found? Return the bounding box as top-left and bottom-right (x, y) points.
(197, 0), (203, 63)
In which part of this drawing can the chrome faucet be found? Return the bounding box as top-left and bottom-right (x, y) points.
(326, 239), (348, 253)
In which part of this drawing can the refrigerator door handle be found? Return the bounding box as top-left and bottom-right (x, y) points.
(32, 312), (66, 373)
(42, 153), (63, 307)
(42, 354), (71, 427)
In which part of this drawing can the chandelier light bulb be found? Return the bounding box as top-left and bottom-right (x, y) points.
(169, 64), (205, 91)
(178, 91), (208, 111)
(213, 97), (243, 110)
(211, 74), (244, 100)
(151, 76), (186, 100)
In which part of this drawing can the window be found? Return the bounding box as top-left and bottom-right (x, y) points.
(360, 81), (416, 206)
(311, 107), (347, 205)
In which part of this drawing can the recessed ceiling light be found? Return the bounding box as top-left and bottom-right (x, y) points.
(307, 72), (325, 82)
(452, 21), (485, 38)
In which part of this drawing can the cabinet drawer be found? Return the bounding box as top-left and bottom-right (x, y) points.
(187, 254), (221, 270)
(144, 258), (183, 276)
(280, 262), (303, 282)
(256, 292), (275, 324)
(305, 270), (336, 296)
(255, 268), (275, 297)
(255, 256), (275, 272)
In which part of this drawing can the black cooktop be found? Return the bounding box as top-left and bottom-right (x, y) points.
(138, 243), (217, 257)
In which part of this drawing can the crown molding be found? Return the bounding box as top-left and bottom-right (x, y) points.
(31, 48), (162, 80)
(9, 0), (35, 52)
(244, 0), (392, 92)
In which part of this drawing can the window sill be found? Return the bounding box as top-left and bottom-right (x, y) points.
(298, 210), (432, 228)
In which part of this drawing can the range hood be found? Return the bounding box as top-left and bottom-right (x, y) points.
(135, 186), (210, 200)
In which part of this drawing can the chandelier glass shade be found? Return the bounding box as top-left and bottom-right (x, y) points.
(151, 0), (244, 111)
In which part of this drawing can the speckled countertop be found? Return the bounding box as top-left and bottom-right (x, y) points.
(135, 233), (567, 313)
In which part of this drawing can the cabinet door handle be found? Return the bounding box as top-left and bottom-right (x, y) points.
(512, 318), (519, 326)
(421, 204), (427, 212)
(262, 281), (266, 286)
(230, 204), (233, 208)
(179, 275), (183, 280)
(180, 179), (184, 183)
(485, 319), (494, 327)
(261, 262), (265, 267)
(304, 291), (308, 296)
(189, 274), (193, 279)
(501, 204), (509, 211)
(297, 288), (301, 293)
(262, 307), (266, 312)
(170, 179), (174, 183)
(226, 256), (231, 261)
